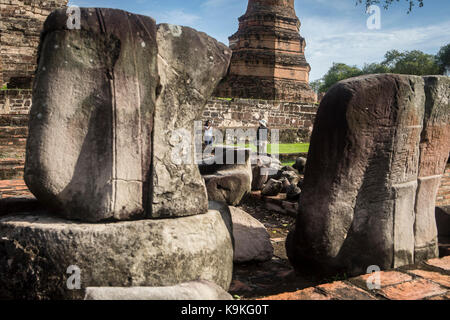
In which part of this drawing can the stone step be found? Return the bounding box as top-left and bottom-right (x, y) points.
(0, 126), (28, 138)
(0, 114), (29, 127)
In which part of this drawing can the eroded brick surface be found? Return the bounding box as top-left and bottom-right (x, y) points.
(378, 279), (446, 300)
(408, 269), (450, 288)
(351, 271), (413, 289)
(316, 281), (376, 300)
(426, 256), (450, 271)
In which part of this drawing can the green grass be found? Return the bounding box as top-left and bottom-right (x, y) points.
(282, 161), (296, 167)
(220, 143), (310, 154)
(1, 84), (7, 90)
(268, 143), (309, 154)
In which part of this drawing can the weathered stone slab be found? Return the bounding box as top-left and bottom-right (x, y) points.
(0, 209), (233, 300)
(151, 24), (231, 218)
(287, 74), (431, 276)
(84, 281), (233, 300)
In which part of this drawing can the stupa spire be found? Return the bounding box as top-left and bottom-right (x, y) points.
(214, 0), (315, 102)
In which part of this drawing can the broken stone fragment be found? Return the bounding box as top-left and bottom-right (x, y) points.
(261, 179), (283, 197)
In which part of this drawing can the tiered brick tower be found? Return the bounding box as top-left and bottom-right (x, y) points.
(0, 0), (68, 88)
(214, 0), (315, 102)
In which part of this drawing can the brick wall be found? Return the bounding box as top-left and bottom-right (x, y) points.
(0, 89), (32, 114)
(204, 98), (318, 128)
(436, 163), (450, 207)
(203, 98), (318, 142)
(0, 0), (68, 87)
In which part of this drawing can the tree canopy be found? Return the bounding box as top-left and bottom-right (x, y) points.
(311, 46), (446, 93)
(436, 44), (450, 75)
(357, 0), (424, 12)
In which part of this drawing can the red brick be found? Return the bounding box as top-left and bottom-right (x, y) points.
(316, 281), (376, 300)
(428, 292), (450, 300)
(351, 271), (413, 289)
(260, 287), (330, 300)
(378, 279), (446, 300)
(426, 256), (450, 272)
(408, 269), (450, 288)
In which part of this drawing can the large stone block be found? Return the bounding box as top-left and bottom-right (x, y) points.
(287, 74), (448, 277)
(24, 9), (231, 222)
(0, 209), (234, 300)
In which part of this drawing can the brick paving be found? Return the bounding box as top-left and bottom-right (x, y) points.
(261, 256), (450, 300)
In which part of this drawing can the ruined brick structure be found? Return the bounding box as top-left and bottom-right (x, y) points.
(0, 0), (68, 88)
(203, 98), (317, 143)
(214, 0), (316, 102)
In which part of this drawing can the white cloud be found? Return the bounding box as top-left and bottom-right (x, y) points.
(147, 9), (201, 27)
(302, 16), (450, 81)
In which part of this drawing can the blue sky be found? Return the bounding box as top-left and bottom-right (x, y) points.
(68, 0), (450, 81)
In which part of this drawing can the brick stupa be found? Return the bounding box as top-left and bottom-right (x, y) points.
(214, 0), (315, 102)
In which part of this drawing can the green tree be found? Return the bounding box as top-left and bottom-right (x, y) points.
(362, 62), (390, 74)
(309, 79), (324, 93)
(382, 50), (439, 75)
(436, 43), (450, 75)
(320, 63), (363, 93)
(357, 0), (424, 12)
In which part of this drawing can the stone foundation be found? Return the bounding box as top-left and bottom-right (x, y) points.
(0, 209), (234, 300)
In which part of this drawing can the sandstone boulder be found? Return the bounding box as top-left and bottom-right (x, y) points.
(229, 206), (273, 263)
(262, 179), (283, 197)
(287, 74), (448, 277)
(24, 8), (231, 222)
(281, 171), (300, 185)
(84, 281), (233, 300)
(0, 209), (233, 300)
(292, 157), (307, 174)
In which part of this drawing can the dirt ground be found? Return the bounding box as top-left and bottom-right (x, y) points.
(229, 196), (327, 300)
